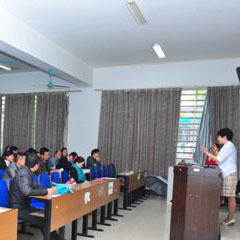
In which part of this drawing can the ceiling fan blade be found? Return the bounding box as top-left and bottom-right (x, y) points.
(51, 85), (70, 88)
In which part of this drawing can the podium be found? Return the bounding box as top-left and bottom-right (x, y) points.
(170, 165), (221, 240)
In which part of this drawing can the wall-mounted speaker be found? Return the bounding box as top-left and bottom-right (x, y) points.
(237, 67), (240, 82)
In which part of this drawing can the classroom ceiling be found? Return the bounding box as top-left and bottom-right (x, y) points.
(0, 52), (36, 74)
(0, 0), (240, 68)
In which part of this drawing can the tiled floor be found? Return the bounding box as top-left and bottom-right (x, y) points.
(19, 196), (240, 240)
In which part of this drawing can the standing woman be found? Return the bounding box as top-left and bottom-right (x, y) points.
(201, 128), (238, 226)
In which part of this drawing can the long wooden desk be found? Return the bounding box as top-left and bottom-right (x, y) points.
(0, 207), (18, 240)
(117, 170), (147, 209)
(31, 178), (120, 240)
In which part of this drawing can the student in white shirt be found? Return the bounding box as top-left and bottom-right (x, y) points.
(201, 128), (238, 226)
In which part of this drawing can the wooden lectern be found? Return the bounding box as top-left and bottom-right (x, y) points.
(170, 165), (221, 240)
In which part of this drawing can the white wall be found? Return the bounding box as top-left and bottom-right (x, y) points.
(67, 89), (102, 158)
(94, 57), (240, 89)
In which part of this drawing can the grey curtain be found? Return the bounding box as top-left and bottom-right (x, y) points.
(35, 92), (69, 152)
(208, 86), (240, 169)
(194, 98), (212, 164)
(3, 94), (35, 151)
(98, 88), (181, 177)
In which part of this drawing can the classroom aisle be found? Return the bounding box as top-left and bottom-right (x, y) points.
(19, 196), (240, 240)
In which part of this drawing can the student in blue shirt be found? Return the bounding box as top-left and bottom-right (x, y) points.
(70, 156), (86, 183)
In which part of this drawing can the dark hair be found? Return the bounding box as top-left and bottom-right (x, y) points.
(217, 128), (234, 141)
(55, 150), (61, 154)
(3, 146), (11, 157)
(214, 143), (221, 150)
(15, 153), (26, 162)
(69, 152), (78, 158)
(26, 148), (39, 155)
(61, 147), (68, 152)
(11, 146), (19, 152)
(5, 151), (14, 158)
(26, 154), (40, 168)
(74, 156), (85, 164)
(91, 149), (100, 157)
(40, 147), (50, 155)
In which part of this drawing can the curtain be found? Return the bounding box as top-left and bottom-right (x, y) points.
(3, 94), (35, 152)
(208, 86), (240, 170)
(35, 92), (69, 152)
(98, 88), (181, 177)
(194, 98), (212, 165)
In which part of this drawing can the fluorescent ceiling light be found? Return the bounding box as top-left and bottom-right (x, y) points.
(127, 0), (147, 25)
(153, 44), (166, 58)
(0, 64), (12, 71)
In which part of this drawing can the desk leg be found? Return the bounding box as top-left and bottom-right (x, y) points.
(137, 189), (144, 202)
(78, 214), (95, 238)
(98, 206), (111, 226)
(141, 185), (148, 199)
(113, 199), (123, 217)
(106, 202), (118, 221)
(88, 210), (104, 232)
(119, 184), (132, 211)
(71, 220), (78, 240)
(128, 193), (137, 208)
(42, 200), (52, 240)
(132, 190), (141, 205)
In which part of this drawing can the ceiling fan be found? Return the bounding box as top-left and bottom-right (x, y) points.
(33, 68), (70, 89)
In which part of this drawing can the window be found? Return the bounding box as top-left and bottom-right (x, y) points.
(31, 95), (38, 149)
(176, 89), (207, 163)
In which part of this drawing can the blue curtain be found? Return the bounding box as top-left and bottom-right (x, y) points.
(194, 97), (212, 165)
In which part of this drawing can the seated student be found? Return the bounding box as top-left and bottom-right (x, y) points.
(11, 145), (19, 155)
(86, 149), (101, 169)
(49, 150), (62, 168)
(11, 146), (19, 161)
(37, 147), (51, 174)
(9, 154), (57, 239)
(70, 156), (86, 183)
(61, 147), (68, 158)
(56, 152), (78, 171)
(3, 153), (26, 180)
(205, 144), (220, 166)
(0, 151), (15, 169)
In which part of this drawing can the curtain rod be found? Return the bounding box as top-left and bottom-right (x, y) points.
(1, 89), (83, 95)
(94, 85), (239, 91)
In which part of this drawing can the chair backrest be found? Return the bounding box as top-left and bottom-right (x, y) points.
(107, 164), (112, 178)
(34, 175), (39, 185)
(61, 170), (69, 183)
(51, 172), (61, 184)
(40, 173), (51, 188)
(111, 164), (116, 178)
(102, 165), (107, 177)
(0, 169), (5, 179)
(96, 165), (102, 178)
(0, 179), (8, 207)
(90, 167), (97, 180)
